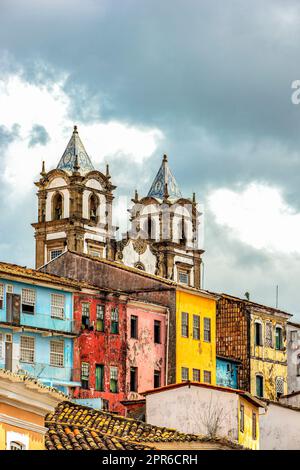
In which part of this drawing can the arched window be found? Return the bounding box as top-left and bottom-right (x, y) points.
(134, 262), (145, 271)
(89, 194), (98, 222)
(52, 192), (63, 221)
(144, 214), (155, 240)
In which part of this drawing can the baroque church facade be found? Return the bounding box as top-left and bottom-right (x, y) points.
(32, 127), (204, 289)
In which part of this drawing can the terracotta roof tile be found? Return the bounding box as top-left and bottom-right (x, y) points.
(45, 401), (243, 450)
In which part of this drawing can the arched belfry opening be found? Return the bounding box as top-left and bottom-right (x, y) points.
(89, 193), (98, 222)
(52, 192), (63, 221)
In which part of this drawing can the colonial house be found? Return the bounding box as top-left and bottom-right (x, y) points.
(143, 381), (265, 450)
(0, 262), (83, 394)
(0, 369), (66, 450)
(216, 294), (291, 400)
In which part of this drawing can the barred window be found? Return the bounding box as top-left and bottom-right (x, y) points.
(81, 303), (90, 328)
(20, 336), (35, 363)
(111, 307), (119, 334)
(204, 318), (211, 342)
(21, 288), (36, 314)
(193, 315), (200, 340)
(50, 340), (64, 367)
(265, 322), (273, 348)
(51, 294), (65, 319)
(203, 370), (211, 384)
(181, 367), (189, 382)
(276, 377), (284, 398)
(110, 366), (118, 393)
(96, 304), (105, 332)
(181, 312), (189, 337)
(0, 283), (3, 309)
(193, 368), (200, 382)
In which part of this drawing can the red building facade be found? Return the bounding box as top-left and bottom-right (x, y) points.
(73, 290), (128, 414)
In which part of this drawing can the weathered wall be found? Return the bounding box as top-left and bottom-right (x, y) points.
(73, 292), (127, 414)
(260, 402), (300, 450)
(286, 323), (300, 394)
(42, 251), (177, 384)
(126, 302), (167, 399)
(238, 396), (259, 450)
(146, 385), (239, 442)
(216, 297), (250, 390)
(176, 290), (216, 384)
(216, 358), (239, 389)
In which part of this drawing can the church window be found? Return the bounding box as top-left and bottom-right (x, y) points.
(21, 288), (36, 314)
(134, 262), (145, 271)
(89, 194), (98, 222)
(179, 270), (189, 285)
(51, 294), (65, 319)
(52, 192), (63, 221)
(50, 249), (62, 260)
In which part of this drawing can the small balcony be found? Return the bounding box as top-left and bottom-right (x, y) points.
(2, 310), (80, 335)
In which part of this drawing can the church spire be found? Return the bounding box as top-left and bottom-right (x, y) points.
(56, 125), (95, 175)
(147, 154), (182, 201)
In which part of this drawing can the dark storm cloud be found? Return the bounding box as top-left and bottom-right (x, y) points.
(1, 0), (300, 315)
(28, 124), (50, 148)
(2, 0), (300, 200)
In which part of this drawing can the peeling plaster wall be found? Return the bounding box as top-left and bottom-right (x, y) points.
(126, 304), (167, 399)
(72, 293), (127, 415)
(260, 403), (300, 450)
(146, 385), (239, 442)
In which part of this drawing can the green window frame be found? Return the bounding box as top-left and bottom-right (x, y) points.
(110, 366), (118, 393)
(111, 307), (119, 334)
(96, 304), (105, 332)
(95, 364), (104, 391)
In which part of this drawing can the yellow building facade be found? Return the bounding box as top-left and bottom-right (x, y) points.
(175, 287), (217, 385)
(250, 309), (290, 401)
(0, 370), (66, 450)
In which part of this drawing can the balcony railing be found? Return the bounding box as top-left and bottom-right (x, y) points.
(1, 311), (81, 334)
(4, 361), (81, 383)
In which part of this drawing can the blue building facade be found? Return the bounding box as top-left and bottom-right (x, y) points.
(0, 264), (81, 394)
(216, 356), (240, 389)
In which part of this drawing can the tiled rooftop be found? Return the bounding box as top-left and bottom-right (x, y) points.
(45, 401), (243, 450)
(0, 261), (84, 290)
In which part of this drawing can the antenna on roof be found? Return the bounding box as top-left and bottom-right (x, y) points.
(276, 285), (279, 308)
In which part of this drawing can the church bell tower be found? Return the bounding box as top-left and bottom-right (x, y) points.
(32, 126), (116, 268)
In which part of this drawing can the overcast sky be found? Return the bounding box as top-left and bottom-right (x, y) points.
(1, 0), (300, 317)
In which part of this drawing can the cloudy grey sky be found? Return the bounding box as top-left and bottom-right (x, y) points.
(1, 0), (300, 317)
